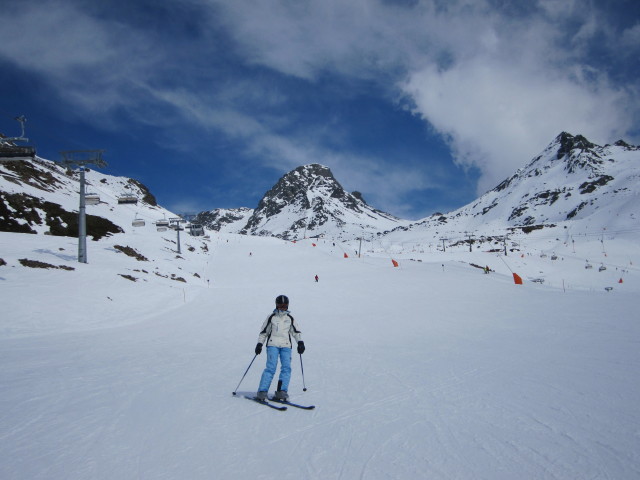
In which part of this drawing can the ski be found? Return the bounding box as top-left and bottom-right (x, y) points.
(271, 398), (315, 410)
(244, 395), (287, 411)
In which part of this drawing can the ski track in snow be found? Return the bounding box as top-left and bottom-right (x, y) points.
(1, 231), (640, 479)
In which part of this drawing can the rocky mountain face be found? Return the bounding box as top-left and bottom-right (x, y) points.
(199, 164), (408, 240)
(384, 132), (640, 242)
(195, 207), (253, 234)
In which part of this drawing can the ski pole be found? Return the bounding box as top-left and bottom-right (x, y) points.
(299, 354), (308, 392)
(232, 354), (258, 396)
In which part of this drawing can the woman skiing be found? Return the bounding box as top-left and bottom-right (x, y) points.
(254, 295), (305, 402)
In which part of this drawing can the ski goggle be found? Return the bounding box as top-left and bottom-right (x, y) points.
(276, 303), (289, 309)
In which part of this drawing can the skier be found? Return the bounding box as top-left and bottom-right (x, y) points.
(315, 274), (319, 282)
(254, 295), (305, 402)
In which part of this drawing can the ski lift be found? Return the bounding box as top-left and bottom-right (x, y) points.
(154, 214), (170, 232)
(585, 262), (593, 269)
(117, 194), (138, 205)
(0, 116), (36, 161)
(551, 254), (558, 260)
(155, 220), (169, 232)
(132, 215), (145, 227)
(188, 223), (204, 236)
(540, 253), (547, 258)
(85, 193), (100, 205)
(599, 265), (607, 272)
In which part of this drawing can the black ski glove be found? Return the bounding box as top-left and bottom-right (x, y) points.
(297, 341), (305, 354)
(255, 343), (263, 355)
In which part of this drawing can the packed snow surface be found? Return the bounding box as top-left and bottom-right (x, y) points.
(1, 227), (639, 479)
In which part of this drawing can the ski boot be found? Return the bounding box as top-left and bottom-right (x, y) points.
(255, 391), (268, 402)
(274, 390), (289, 401)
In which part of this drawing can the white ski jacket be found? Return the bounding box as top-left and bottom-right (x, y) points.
(257, 310), (302, 348)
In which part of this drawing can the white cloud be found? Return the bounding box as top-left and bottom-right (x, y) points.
(209, 0), (639, 191)
(402, 57), (632, 193)
(621, 23), (640, 49)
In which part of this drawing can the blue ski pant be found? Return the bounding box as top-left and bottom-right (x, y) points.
(258, 346), (292, 392)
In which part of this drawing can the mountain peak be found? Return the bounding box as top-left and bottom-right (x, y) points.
(555, 132), (597, 160)
(237, 164), (403, 240)
(415, 132), (640, 231)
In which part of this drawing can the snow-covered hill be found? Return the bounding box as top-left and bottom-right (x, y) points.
(2, 134), (640, 478)
(1, 157), (212, 292)
(1, 228), (639, 479)
(1, 157), (167, 236)
(384, 132), (640, 243)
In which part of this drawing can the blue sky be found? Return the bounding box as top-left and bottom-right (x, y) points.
(1, 0), (638, 220)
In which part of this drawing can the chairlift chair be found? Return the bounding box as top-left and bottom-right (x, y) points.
(132, 215), (145, 227)
(0, 145), (36, 161)
(85, 193), (100, 205)
(0, 116), (36, 161)
(155, 219), (169, 232)
(117, 195), (138, 205)
(599, 265), (607, 272)
(189, 223), (204, 236)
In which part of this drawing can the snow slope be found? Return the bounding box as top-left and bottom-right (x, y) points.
(1, 226), (639, 479)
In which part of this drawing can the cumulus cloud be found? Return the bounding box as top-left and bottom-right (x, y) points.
(209, 0), (639, 192)
(401, 51), (632, 193)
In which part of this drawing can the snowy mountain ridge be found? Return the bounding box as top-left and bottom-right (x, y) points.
(1, 131), (639, 253)
(380, 132), (640, 249)
(195, 132), (639, 248)
(198, 164), (409, 241)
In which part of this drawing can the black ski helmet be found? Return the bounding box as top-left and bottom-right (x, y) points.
(275, 294), (289, 305)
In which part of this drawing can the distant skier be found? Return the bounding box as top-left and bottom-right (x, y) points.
(254, 295), (305, 401)
(315, 274), (319, 282)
